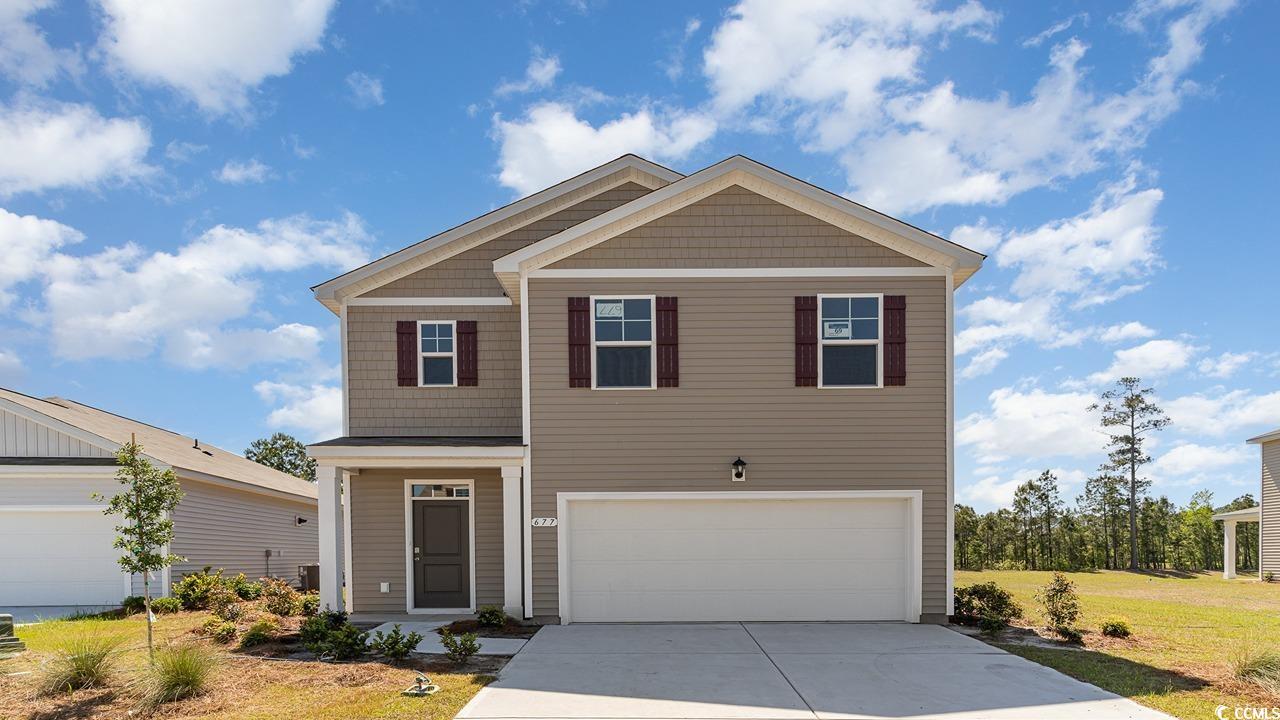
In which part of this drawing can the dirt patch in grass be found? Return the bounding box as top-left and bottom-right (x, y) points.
(1, 611), (500, 720)
(437, 619), (540, 639)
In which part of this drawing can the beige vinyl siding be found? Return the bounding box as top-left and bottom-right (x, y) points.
(527, 275), (949, 620)
(0, 408), (112, 457)
(348, 468), (504, 613)
(361, 183), (651, 298)
(169, 479), (319, 583)
(1263, 440), (1279, 575)
(347, 305), (521, 436)
(548, 185), (927, 269)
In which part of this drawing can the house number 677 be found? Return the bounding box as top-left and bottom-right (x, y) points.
(530, 517), (558, 527)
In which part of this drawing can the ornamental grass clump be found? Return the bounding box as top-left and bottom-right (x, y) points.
(1232, 644), (1280, 695)
(38, 633), (125, 694)
(134, 644), (218, 707)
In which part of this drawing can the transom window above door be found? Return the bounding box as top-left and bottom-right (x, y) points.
(418, 321), (456, 387)
(819, 295), (882, 388)
(410, 484), (470, 498)
(592, 297), (654, 389)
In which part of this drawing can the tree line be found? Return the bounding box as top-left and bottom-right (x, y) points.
(955, 377), (1260, 573)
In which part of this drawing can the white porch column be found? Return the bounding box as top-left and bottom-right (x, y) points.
(317, 464), (345, 611)
(501, 465), (524, 616)
(1224, 520), (1238, 579)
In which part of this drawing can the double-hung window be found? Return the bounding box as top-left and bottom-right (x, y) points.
(818, 294), (882, 388)
(591, 296), (655, 389)
(418, 321), (456, 387)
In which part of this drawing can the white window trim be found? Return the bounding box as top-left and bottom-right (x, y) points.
(589, 294), (657, 390)
(417, 320), (458, 388)
(817, 292), (884, 389)
(403, 478), (476, 614)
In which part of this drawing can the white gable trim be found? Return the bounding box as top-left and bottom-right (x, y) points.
(493, 156), (984, 302)
(0, 397), (121, 457)
(312, 156), (682, 313)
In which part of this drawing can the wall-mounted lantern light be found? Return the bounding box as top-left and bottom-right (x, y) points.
(731, 457), (747, 482)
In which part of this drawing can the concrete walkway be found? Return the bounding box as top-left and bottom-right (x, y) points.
(457, 623), (1173, 720)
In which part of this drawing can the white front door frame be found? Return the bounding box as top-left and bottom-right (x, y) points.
(403, 479), (476, 614)
(555, 489), (924, 625)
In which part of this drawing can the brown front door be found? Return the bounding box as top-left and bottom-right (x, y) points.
(412, 500), (470, 609)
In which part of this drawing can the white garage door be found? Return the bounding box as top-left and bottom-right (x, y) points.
(0, 509), (129, 606)
(560, 494), (917, 623)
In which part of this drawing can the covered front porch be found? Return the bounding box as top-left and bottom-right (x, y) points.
(1213, 506), (1261, 579)
(308, 436), (527, 619)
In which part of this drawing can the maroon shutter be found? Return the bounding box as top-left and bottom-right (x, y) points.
(456, 320), (478, 386)
(884, 295), (907, 386)
(656, 297), (679, 387)
(795, 296), (818, 386)
(568, 297), (591, 387)
(396, 321), (417, 387)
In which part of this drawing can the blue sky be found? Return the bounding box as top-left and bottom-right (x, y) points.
(2, 0), (1276, 512)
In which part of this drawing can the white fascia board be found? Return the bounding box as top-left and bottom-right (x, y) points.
(494, 155), (985, 276)
(312, 156), (682, 310)
(344, 296), (512, 307)
(1246, 429), (1280, 445)
(1212, 507), (1261, 521)
(307, 444), (525, 459)
(530, 267), (948, 279)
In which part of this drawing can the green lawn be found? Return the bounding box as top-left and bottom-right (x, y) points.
(957, 569), (1280, 719)
(0, 611), (494, 720)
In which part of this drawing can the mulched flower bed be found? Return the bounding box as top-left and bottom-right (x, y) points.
(436, 619), (540, 639)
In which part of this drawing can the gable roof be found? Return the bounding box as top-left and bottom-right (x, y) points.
(0, 387), (317, 501)
(492, 155), (985, 302)
(1247, 428), (1280, 445)
(311, 154), (683, 313)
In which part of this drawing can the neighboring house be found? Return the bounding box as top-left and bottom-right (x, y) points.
(1218, 428), (1280, 579)
(307, 155), (984, 624)
(0, 388), (319, 612)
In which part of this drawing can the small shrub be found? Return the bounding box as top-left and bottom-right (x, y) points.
(300, 592), (320, 616)
(135, 644), (217, 707)
(38, 634), (125, 694)
(173, 568), (226, 610)
(439, 629), (480, 665)
(1054, 625), (1084, 644)
(1035, 572), (1080, 630)
(369, 624), (423, 661)
(228, 573), (262, 600)
(477, 605), (508, 628)
(1100, 617), (1131, 639)
(150, 597), (182, 614)
(1232, 645), (1280, 695)
(259, 577), (302, 616)
(238, 618), (279, 648)
(953, 582), (1022, 626)
(1265, 571), (1276, 584)
(207, 585), (241, 620)
(977, 614), (1006, 638)
(121, 596), (146, 615)
(300, 610), (347, 652)
(316, 623), (369, 661)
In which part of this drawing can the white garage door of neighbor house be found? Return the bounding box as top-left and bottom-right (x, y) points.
(0, 509), (128, 606)
(562, 495), (915, 623)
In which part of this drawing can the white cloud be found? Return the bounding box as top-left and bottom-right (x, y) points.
(215, 158), (272, 184)
(956, 296), (1088, 356)
(495, 49), (562, 96)
(96, 0), (336, 115)
(345, 71), (385, 108)
(997, 172), (1162, 298)
(960, 346), (1008, 379)
(0, 348), (23, 383)
(949, 220), (1003, 254)
(1021, 12), (1088, 48)
(0, 207), (83, 307)
(1164, 389), (1280, 437)
(1149, 442), (1252, 486)
(493, 101), (715, 195)
(957, 386), (1101, 463)
(284, 133), (316, 159)
(1099, 321), (1157, 344)
(0, 99), (152, 197)
(1088, 338), (1200, 384)
(959, 466), (1089, 509)
(164, 140), (208, 163)
(1197, 351), (1256, 379)
(660, 18), (702, 81)
(254, 380), (341, 441)
(39, 212), (372, 367)
(0, 0), (83, 86)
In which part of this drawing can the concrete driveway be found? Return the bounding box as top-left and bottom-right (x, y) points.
(457, 623), (1171, 720)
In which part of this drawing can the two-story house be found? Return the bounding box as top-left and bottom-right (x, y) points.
(307, 155), (984, 624)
